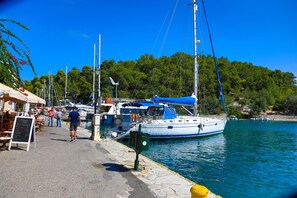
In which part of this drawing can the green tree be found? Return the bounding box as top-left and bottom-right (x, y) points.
(284, 95), (297, 115)
(0, 19), (35, 87)
(22, 51), (296, 117)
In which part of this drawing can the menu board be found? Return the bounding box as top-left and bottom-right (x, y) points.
(9, 116), (35, 152)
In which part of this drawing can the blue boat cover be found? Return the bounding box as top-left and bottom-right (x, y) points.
(163, 106), (177, 119)
(151, 96), (196, 106)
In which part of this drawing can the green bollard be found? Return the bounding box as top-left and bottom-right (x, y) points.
(134, 152), (140, 171)
(133, 124), (150, 171)
(133, 125), (142, 171)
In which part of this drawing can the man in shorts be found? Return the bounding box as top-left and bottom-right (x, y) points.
(68, 106), (81, 142)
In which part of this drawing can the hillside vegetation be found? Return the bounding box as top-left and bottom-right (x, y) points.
(23, 53), (297, 117)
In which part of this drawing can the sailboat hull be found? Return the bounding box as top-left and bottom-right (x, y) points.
(133, 117), (226, 139)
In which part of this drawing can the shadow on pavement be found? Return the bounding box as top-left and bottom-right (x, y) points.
(77, 137), (89, 140)
(102, 163), (130, 172)
(50, 138), (68, 142)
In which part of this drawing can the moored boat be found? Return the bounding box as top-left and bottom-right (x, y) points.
(114, 0), (227, 139)
(114, 96), (226, 139)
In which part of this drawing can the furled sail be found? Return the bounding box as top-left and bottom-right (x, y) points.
(151, 95), (197, 106)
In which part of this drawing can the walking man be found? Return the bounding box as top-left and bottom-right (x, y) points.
(68, 106), (80, 142)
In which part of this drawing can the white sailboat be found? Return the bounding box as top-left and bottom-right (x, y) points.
(115, 0), (227, 139)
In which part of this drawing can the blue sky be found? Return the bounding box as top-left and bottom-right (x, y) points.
(1, 0), (297, 80)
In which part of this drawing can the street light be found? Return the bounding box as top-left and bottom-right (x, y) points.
(91, 68), (100, 140)
(109, 77), (119, 98)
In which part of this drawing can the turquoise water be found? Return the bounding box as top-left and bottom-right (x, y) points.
(142, 120), (297, 198)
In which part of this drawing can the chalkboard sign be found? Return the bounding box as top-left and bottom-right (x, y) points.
(9, 116), (36, 152)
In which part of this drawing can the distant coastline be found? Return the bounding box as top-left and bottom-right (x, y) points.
(265, 115), (297, 122)
(198, 114), (297, 122)
(230, 115), (297, 122)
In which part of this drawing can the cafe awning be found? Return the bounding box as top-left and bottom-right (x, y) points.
(19, 88), (46, 105)
(0, 83), (28, 103)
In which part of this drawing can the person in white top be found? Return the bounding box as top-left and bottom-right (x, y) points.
(55, 108), (63, 127)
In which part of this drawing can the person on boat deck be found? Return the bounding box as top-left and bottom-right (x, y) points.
(55, 108), (63, 127)
(147, 107), (156, 116)
(67, 106), (81, 142)
(47, 107), (55, 127)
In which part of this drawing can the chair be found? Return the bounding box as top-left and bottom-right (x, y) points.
(0, 131), (12, 150)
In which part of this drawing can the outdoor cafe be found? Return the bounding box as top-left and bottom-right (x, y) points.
(0, 83), (46, 149)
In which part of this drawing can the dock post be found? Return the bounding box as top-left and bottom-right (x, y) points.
(93, 114), (101, 141)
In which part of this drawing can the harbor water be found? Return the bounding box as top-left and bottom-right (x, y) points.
(142, 120), (297, 198)
(82, 120), (297, 197)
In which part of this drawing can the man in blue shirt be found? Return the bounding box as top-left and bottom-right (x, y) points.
(68, 106), (81, 142)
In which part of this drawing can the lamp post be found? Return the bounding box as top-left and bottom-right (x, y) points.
(91, 34), (102, 141)
(91, 68), (100, 141)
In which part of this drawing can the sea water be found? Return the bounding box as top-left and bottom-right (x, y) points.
(142, 120), (297, 198)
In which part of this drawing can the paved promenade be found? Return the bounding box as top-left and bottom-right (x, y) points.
(0, 123), (195, 198)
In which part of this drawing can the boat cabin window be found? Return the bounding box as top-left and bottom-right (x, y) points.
(146, 107), (164, 116)
(120, 108), (147, 115)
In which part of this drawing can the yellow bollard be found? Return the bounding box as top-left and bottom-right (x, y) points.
(190, 184), (222, 198)
(190, 184), (209, 198)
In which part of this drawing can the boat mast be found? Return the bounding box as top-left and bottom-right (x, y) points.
(43, 79), (46, 101)
(98, 34), (101, 102)
(48, 71), (51, 107)
(193, 0), (199, 116)
(92, 43), (96, 104)
(65, 65), (67, 100)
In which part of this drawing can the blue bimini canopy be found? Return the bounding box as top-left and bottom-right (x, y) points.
(151, 96), (197, 106)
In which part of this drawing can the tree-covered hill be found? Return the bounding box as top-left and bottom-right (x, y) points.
(23, 53), (297, 117)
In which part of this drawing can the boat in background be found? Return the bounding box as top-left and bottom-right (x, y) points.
(58, 99), (93, 121)
(98, 98), (118, 125)
(114, 101), (150, 132)
(86, 98), (135, 125)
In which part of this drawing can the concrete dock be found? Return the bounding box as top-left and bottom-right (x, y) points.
(0, 123), (195, 197)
